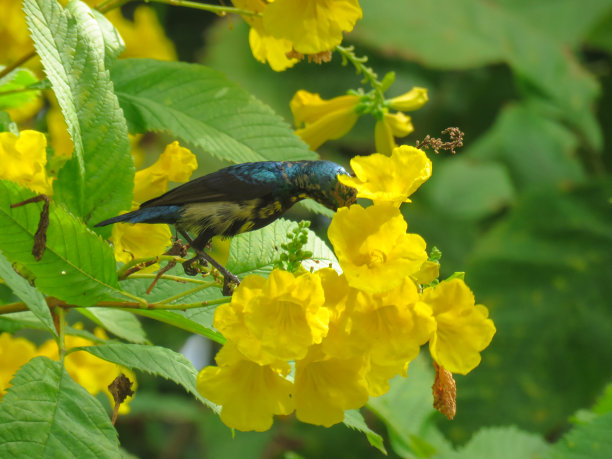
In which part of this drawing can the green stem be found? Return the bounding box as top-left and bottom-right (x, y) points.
(0, 297), (230, 315)
(335, 45), (385, 100)
(127, 273), (214, 285)
(117, 255), (185, 279)
(0, 87), (40, 97)
(0, 51), (37, 81)
(146, 0), (261, 16)
(55, 307), (67, 361)
(159, 282), (218, 304)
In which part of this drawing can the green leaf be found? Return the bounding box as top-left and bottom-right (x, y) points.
(544, 412), (612, 459)
(65, 1), (125, 68)
(0, 111), (18, 134)
(110, 59), (318, 163)
(79, 343), (217, 410)
(367, 354), (452, 458)
(24, 0), (133, 225)
(0, 67), (40, 110)
(457, 180), (612, 438)
(467, 103), (585, 189)
(0, 356), (120, 457)
(130, 309), (225, 343)
(0, 250), (56, 337)
(0, 180), (131, 306)
(356, 0), (602, 148)
(437, 426), (549, 459)
(227, 218), (338, 277)
(343, 410), (387, 455)
(425, 157), (515, 220)
(77, 308), (147, 344)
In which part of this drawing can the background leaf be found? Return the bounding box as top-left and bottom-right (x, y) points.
(110, 59), (318, 164)
(0, 67), (40, 110)
(77, 308), (147, 344)
(0, 356), (120, 457)
(24, 0), (133, 225)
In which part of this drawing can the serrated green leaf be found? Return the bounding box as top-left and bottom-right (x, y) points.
(24, 0), (133, 225)
(544, 412), (612, 459)
(343, 410), (387, 455)
(0, 180), (132, 306)
(437, 426), (549, 459)
(0, 250), (56, 337)
(79, 343), (217, 410)
(0, 356), (120, 457)
(227, 218), (337, 277)
(77, 308), (147, 344)
(65, 1), (124, 68)
(0, 67), (40, 110)
(111, 59), (318, 163)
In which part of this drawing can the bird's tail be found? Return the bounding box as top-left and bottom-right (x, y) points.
(94, 205), (182, 227)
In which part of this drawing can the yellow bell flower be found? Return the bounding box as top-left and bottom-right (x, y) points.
(294, 344), (369, 427)
(263, 0), (363, 55)
(197, 343), (294, 432)
(350, 279), (435, 366)
(110, 220), (173, 264)
(214, 269), (330, 364)
(0, 333), (37, 397)
(290, 90), (360, 150)
(420, 279), (496, 375)
(328, 204), (427, 293)
(133, 141), (198, 203)
(232, 0), (298, 71)
(0, 130), (53, 194)
(388, 87), (429, 112)
(338, 145), (432, 206)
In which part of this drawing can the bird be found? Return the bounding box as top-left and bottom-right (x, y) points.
(95, 160), (357, 292)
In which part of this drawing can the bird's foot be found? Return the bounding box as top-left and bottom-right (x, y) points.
(182, 256), (207, 276)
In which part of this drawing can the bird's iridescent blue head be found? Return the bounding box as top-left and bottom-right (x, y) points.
(294, 161), (357, 211)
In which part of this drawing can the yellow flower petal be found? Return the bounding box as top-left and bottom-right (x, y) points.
(388, 87), (429, 112)
(110, 221), (172, 265)
(263, 0), (363, 54)
(290, 90), (360, 150)
(294, 345), (369, 427)
(0, 333), (37, 396)
(338, 145), (432, 206)
(374, 117), (396, 156)
(133, 141), (197, 203)
(0, 130), (53, 194)
(214, 270), (329, 364)
(197, 344), (294, 432)
(421, 279), (496, 374)
(328, 204), (427, 293)
(384, 111), (414, 138)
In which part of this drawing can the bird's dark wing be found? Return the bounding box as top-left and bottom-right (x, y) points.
(140, 162), (284, 208)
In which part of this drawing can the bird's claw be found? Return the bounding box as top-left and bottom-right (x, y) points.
(182, 257), (207, 276)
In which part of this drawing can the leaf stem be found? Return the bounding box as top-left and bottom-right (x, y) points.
(0, 297), (230, 314)
(159, 282), (218, 304)
(127, 272), (214, 285)
(55, 306), (67, 361)
(0, 50), (37, 81)
(117, 255), (185, 279)
(146, 0), (261, 16)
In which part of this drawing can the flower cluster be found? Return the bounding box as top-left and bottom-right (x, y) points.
(0, 327), (136, 414)
(197, 145), (496, 431)
(232, 0), (363, 71)
(291, 86), (428, 154)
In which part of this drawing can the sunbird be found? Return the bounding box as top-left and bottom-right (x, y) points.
(95, 160), (357, 291)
